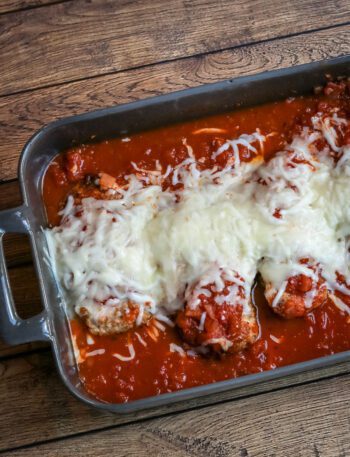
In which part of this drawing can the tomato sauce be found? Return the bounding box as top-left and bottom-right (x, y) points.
(71, 286), (350, 403)
(43, 87), (350, 404)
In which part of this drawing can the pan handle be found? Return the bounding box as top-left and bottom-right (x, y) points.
(0, 206), (50, 345)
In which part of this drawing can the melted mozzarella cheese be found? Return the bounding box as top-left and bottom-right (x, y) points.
(45, 119), (350, 325)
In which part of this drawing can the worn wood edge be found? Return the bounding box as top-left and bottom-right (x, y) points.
(0, 347), (348, 451)
(0, 0), (68, 15)
(1, 363), (350, 455)
(1, 0), (350, 95)
(0, 342), (48, 359)
(1, 24), (350, 181)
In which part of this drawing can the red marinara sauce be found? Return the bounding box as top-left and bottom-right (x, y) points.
(43, 91), (350, 404)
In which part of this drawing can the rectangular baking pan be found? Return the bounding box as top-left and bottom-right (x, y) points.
(0, 55), (349, 413)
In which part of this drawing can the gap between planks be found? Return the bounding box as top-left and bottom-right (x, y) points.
(1, 24), (350, 182)
(0, 2), (345, 455)
(0, 0), (70, 16)
(0, 0), (349, 96)
(0, 368), (349, 456)
(2, 18), (350, 100)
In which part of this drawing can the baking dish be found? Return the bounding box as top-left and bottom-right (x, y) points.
(0, 55), (349, 413)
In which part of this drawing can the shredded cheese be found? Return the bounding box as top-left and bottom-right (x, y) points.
(86, 334), (95, 345)
(86, 349), (105, 357)
(154, 320), (166, 332)
(198, 312), (207, 331)
(135, 332), (147, 347)
(271, 281), (288, 308)
(192, 127), (228, 135)
(45, 116), (350, 338)
(204, 337), (233, 351)
(112, 343), (136, 362)
(270, 335), (282, 344)
(169, 343), (186, 356)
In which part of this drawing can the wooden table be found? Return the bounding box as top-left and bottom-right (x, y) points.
(0, 1), (350, 455)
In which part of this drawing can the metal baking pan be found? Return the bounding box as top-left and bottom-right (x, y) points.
(0, 55), (349, 413)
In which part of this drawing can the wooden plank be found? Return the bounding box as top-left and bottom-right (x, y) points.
(0, 182), (46, 356)
(1, 362), (349, 455)
(0, 341), (47, 359)
(0, 264), (43, 358)
(0, 0), (349, 96)
(0, 190), (43, 352)
(0, 0), (66, 14)
(3, 234), (32, 267)
(8, 264), (43, 319)
(0, 181), (21, 209)
(1, 24), (350, 182)
(0, 181), (31, 267)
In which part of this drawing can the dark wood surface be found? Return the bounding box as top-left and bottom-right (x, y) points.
(1, 0), (349, 95)
(3, 373), (350, 457)
(1, 23), (350, 181)
(0, 1), (349, 455)
(0, 0), (62, 14)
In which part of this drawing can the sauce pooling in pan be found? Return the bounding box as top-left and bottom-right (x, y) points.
(44, 80), (350, 403)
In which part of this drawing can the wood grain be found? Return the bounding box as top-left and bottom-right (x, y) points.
(0, 264), (44, 357)
(1, 24), (350, 182)
(0, 263), (43, 357)
(0, 341), (47, 359)
(0, 349), (348, 452)
(1, 0), (350, 96)
(0, 262), (46, 358)
(3, 234), (32, 267)
(0, 181), (32, 267)
(0, 181), (22, 210)
(0, 0), (66, 14)
(8, 264), (43, 319)
(2, 369), (350, 456)
(0, 1), (349, 454)
(0, 180), (45, 356)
